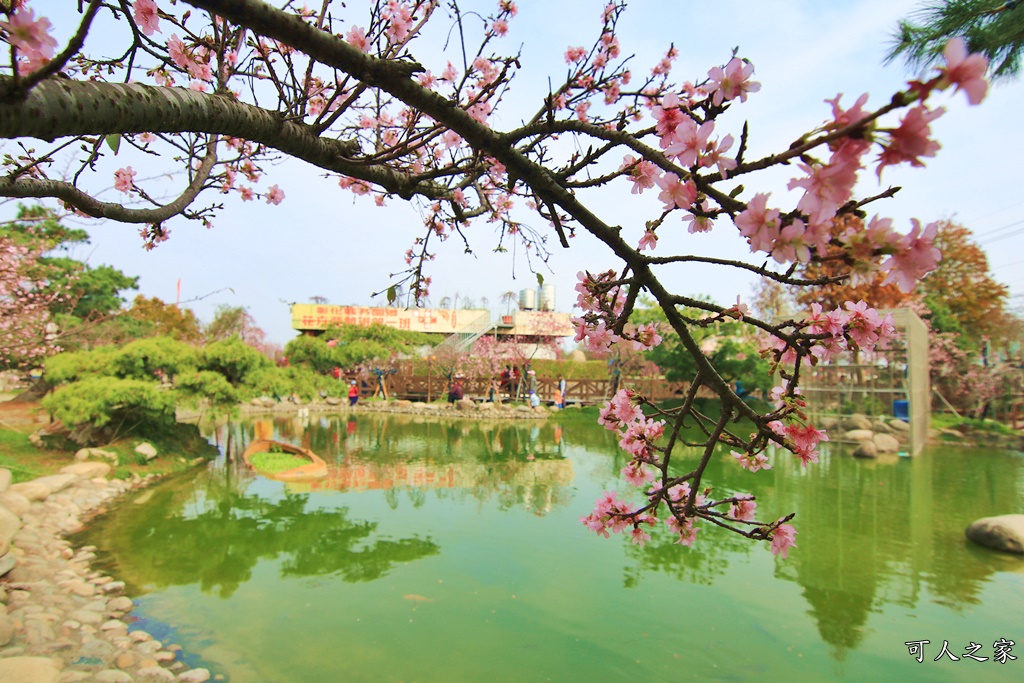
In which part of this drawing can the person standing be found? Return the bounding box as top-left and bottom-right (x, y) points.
(348, 380), (359, 406)
(558, 374), (567, 404)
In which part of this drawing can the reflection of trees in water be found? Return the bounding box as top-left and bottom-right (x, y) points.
(77, 465), (439, 598)
(623, 524), (751, 588)
(612, 442), (1024, 662)
(214, 414), (579, 516)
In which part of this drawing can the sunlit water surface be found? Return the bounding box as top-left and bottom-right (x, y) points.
(78, 413), (1024, 682)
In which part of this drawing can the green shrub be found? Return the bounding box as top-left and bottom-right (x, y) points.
(42, 376), (177, 436)
(200, 337), (272, 386)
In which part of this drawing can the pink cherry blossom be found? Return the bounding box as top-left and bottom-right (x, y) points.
(265, 185), (285, 205)
(732, 450), (771, 473)
(653, 172), (696, 211)
(666, 515), (699, 546)
(770, 523), (798, 558)
(0, 6), (57, 57)
(651, 92), (686, 142)
(631, 322), (662, 350)
(564, 46), (587, 64)
(621, 155), (658, 194)
(706, 57), (760, 106)
(637, 229), (658, 252)
(346, 26), (369, 52)
(880, 219), (941, 293)
(939, 37), (988, 105)
(735, 193), (781, 254)
(114, 167), (137, 193)
(729, 499), (757, 522)
(664, 117), (713, 167)
(133, 0), (161, 36)
(876, 105), (945, 178)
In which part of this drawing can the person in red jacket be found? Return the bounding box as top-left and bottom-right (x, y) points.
(348, 381), (359, 406)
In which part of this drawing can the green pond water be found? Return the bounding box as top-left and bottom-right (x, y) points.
(77, 413), (1024, 682)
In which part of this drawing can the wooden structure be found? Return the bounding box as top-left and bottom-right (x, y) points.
(342, 370), (713, 405)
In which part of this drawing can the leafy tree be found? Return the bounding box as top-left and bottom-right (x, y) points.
(41, 376), (178, 441)
(888, 0), (1024, 80)
(200, 336), (273, 386)
(634, 300), (774, 397)
(917, 220), (1008, 349)
(0, 0), (994, 553)
(125, 295), (204, 343)
(0, 205), (138, 320)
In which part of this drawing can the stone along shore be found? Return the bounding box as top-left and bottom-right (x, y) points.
(0, 464), (216, 683)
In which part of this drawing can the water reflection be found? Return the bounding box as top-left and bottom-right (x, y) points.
(213, 414), (576, 516)
(76, 414), (1024, 681)
(79, 465), (441, 598)
(618, 441), (1024, 660)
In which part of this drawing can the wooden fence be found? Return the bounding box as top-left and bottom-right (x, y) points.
(347, 370), (712, 405)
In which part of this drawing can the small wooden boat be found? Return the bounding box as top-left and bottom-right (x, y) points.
(241, 439), (328, 481)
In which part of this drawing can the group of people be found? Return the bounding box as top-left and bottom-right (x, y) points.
(493, 366), (567, 408)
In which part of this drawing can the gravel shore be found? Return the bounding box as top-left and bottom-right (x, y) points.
(0, 464), (217, 683)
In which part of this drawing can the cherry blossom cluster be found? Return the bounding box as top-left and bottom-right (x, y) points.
(0, 3), (57, 75)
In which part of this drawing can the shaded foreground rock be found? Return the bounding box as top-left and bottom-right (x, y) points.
(0, 467), (218, 682)
(965, 514), (1024, 554)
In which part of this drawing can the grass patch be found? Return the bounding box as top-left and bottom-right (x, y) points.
(0, 429), (75, 483)
(250, 450), (309, 474)
(931, 413), (1020, 437)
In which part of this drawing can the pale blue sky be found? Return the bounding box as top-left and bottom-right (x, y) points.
(6, 0), (1022, 345)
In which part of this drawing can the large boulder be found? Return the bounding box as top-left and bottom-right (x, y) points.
(0, 657), (62, 683)
(872, 433), (901, 454)
(852, 440), (877, 459)
(965, 514), (1024, 554)
(135, 442), (159, 461)
(60, 462), (112, 479)
(0, 490), (30, 516)
(843, 414), (873, 431)
(32, 473), (77, 494)
(8, 480), (51, 502)
(843, 429), (874, 443)
(888, 419), (911, 432)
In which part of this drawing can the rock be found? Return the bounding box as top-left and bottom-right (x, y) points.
(0, 611), (15, 646)
(873, 433), (901, 454)
(0, 491), (30, 517)
(0, 552), (18, 577)
(58, 672), (92, 683)
(0, 656), (62, 683)
(852, 440), (878, 459)
(325, 396), (342, 406)
(0, 468), (11, 493)
(842, 429), (874, 443)
(116, 651), (136, 669)
(108, 596), (134, 612)
(249, 397), (264, 407)
(260, 397), (277, 408)
(395, 400), (413, 408)
(60, 462), (112, 479)
(456, 399), (475, 411)
(515, 404), (532, 413)
(965, 514), (1024, 554)
(871, 420), (892, 434)
(0, 504), (21, 555)
(8, 481), (51, 502)
(843, 414), (873, 431)
(135, 443), (158, 461)
(95, 671), (134, 683)
(889, 419), (910, 432)
(138, 666), (176, 681)
(33, 473), (77, 494)
(178, 668), (212, 682)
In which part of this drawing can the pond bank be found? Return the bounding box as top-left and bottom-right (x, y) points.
(0, 466), (216, 683)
